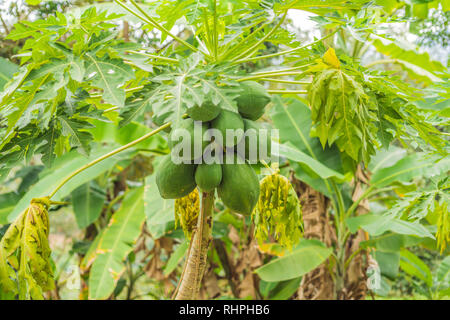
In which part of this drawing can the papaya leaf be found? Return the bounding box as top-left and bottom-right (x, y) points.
(274, 0), (365, 14)
(309, 67), (378, 164)
(0, 57), (19, 90)
(346, 213), (434, 238)
(370, 153), (450, 188)
(85, 53), (135, 108)
(372, 37), (446, 75)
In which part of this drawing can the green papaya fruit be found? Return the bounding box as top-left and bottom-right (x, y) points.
(236, 119), (272, 163)
(195, 163), (222, 191)
(235, 81), (271, 120)
(187, 100), (221, 122)
(169, 118), (210, 160)
(156, 156), (197, 199)
(210, 110), (244, 147)
(218, 154), (260, 215)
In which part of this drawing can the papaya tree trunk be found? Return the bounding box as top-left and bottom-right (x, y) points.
(175, 191), (214, 300)
(290, 174), (336, 300)
(292, 168), (370, 300)
(339, 165), (370, 300)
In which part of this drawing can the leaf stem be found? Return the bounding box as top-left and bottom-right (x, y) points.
(267, 89), (307, 94)
(48, 122), (172, 199)
(235, 28), (340, 64)
(232, 10), (288, 62)
(91, 86), (144, 99)
(259, 78), (311, 85)
(237, 71), (308, 82)
(115, 0), (205, 55)
(252, 64), (312, 75)
(212, 0), (218, 61)
(345, 186), (374, 219)
(364, 59), (399, 69)
(331, 181), (346, 220)
(219, 16), (273, 61)
(126, 50), (179, 63)
(102, 106), (119, 113)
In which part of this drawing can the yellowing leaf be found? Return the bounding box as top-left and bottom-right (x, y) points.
(0, 197), (54, 299)
(175, 188), (200, 239)
(257, 243), (286, 257)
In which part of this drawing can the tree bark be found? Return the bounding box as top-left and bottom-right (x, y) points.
(292, 166), (370, 300)
(175, 191), (214, 300)
(340, 165), (370, 300)
(290, 173), (336, 300)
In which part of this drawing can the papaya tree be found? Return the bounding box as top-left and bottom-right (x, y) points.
(0, 0), (448, 300)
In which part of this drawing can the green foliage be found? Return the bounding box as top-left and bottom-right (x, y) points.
(0, 58), (19, 90)
(255, 239), (332, 282)
(309, 66), (378, 164)
(71, 181), (107, 229)
(0, 7), (139, 179)
(7, 146), (121, 223)
(270, 97), (346, 197)
(149, 55), (240, 127)
(88, 187), (145, 300)
(370, 153), (450, 188)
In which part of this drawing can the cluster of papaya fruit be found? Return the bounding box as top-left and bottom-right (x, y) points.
(156, 81), (272, 215)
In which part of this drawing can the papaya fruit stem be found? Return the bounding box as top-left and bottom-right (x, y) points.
(175, 191), (215, 300)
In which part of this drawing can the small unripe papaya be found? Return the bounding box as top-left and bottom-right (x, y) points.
(218, 154), (260, 215)
(235, 81), (271, 120)
(210, 110), (244, 147)
(168, 118), (210, 160)
(156, 156), (197, 199)
(195, 163), (222, 191)
(187, 100), (221, 122)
